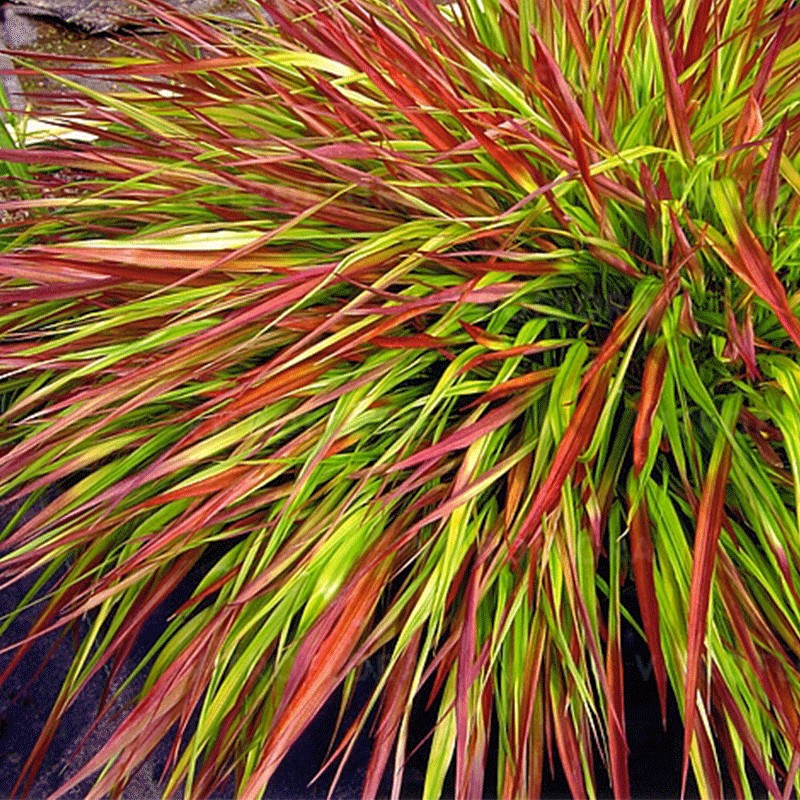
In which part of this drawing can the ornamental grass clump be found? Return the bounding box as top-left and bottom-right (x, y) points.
(1, 0), (800, 797)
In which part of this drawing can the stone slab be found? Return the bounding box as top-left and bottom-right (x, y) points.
(5, 0), (219, 33)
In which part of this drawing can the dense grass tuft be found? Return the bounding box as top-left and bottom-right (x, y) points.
(2, 1), (800, 797)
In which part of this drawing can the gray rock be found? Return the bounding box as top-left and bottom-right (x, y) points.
(5, 0), (219, 33)
(3, 5), (43, 50)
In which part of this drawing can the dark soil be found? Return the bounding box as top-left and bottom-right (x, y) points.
(0, 574), (694, 798)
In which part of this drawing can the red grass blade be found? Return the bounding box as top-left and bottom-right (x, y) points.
(632, 340), (668, 476)
(514, 360), (614, 552)
(683, 0), (713, 68)
(650, 0), (695, 159)
(754, 116), (788, 231)
(240, 561), (391, 800)
(362, 634), (421, 799)
(628, 341), (670, 723)
(467, 367), (557, 408)
(606, 617), (630, 800)
(711, 663), (783, 797)
(681, 397), (741, 796)
(628, 494), (669, 724)
(389, 395), (531, 473)
(710, 179), (800, 349)
(733, 10), (789, 147)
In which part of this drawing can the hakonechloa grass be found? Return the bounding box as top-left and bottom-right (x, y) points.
(1, 1), (800, 797)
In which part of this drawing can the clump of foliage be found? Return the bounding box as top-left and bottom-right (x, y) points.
(2, 0), (800, 797)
